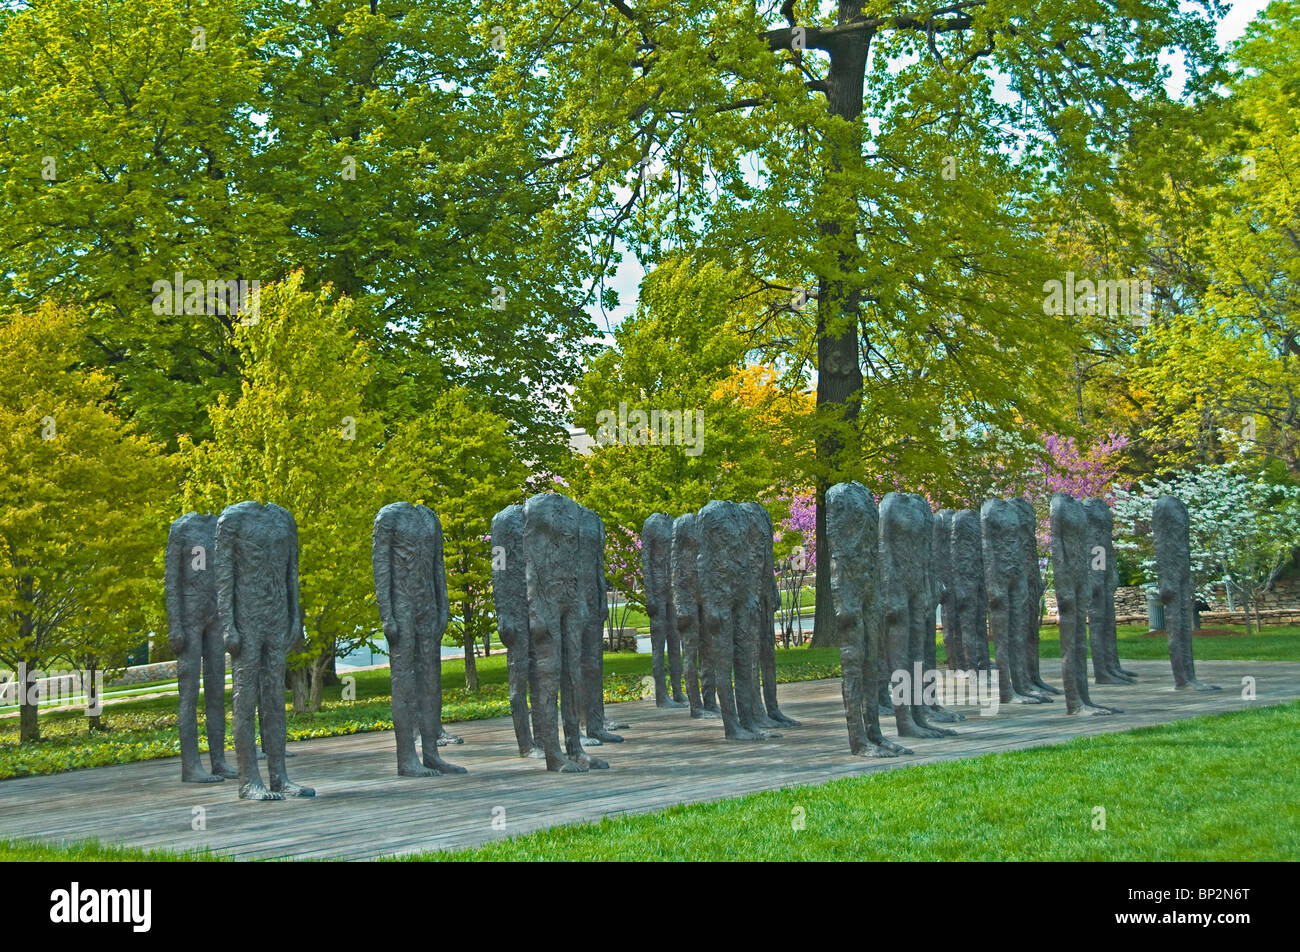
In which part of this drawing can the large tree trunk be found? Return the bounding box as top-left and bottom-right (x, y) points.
(85, 657), (105, 731)
(290, 667), (310, 713)
(810, 9), (869, 647)
(308, 654), (329, 712)
(20, 653), (39, 744)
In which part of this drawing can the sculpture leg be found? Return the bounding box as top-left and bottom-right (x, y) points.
(1173, 596), (1219, 691)
(841, 629), (903, 757)
(1007, 580), (1047, 701)
(1062, 587), (1114, 716)
(760, 608), (798, 726)
(1027, 600), (1062, 694)
(233, 635), (279, 800)
(201, 618), (237, 778)
(178, 633), (218, 783)
(562, 610), (606, 769)
(708, 603), (760, 741)
(941, 599), (963, 670)
(699, 618), (719, 713)
(910, 595), (957, 734)
(733, 598), (775, 737)
(530, 604), (581, 772)
(263, 640), (314, 796)
(988, 590), (1037, 704)
(1089, 589), (1128, 685)
(924, 600), (964, 723)
(418, 627), (466, 774)
(503, 631), (538, 757)
(650, 608), (670, 707)
(666, 620), (686, 703)
(583, 615), (623, 743)
(389, 627), (432, 776)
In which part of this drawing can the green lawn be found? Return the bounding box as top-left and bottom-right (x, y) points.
(5, 700), (1296, 862)
(409, 700), (1300, 861)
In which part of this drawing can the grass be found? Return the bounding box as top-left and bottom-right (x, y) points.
(407, 700), (1300, 861)
(0, 646), (841, 780)
(5, 700), (1295, 861)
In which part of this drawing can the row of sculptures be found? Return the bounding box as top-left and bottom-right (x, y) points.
(164, 489), (1215, 798)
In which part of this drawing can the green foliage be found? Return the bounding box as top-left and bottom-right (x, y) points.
(0, 304), (173, 705)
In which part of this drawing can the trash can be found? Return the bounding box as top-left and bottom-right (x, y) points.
(1144, 586), (1165, 632)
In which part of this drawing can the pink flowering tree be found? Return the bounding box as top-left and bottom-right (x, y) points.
(774, 489), (816, 647)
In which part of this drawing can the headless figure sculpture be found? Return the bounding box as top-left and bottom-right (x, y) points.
(933, 509), (962, 669)
(580, 504), (626, 742)
(1084, 498), (1137, 685)
(642, 513), (687, 708)
(697, 500), (772, 740)
(524, 492), (606, 771)
(672, 511), (720, 718)
(1153, 495), (1220, 692)
(981, 498), (1049, 704)
(166, 512), (238, 783)
(490, 504), (542, 758)
(214, 501), (314, 800)
(1050, 493), (1121, 715)
(743, 502), (800, 727)
(881, 492), (956, 738)
(827, 482), (912, 758)
(372, 502), (467, 777)
(1013, 497), (1061, 696)
(921, 505), (964, 724)
(951, 509), (992, 673)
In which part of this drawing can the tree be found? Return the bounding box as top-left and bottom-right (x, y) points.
(1112, 463), (1300, 634)
(0, 304), (173, 742)
(493, 0), (1226, 643)
(179, 274), (382, 712)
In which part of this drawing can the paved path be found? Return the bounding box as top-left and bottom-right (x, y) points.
(0, 659), (1293, 860)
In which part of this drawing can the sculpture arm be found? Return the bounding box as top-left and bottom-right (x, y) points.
(433, 513), (450, 637)
(372, 511), (397, 641)
(286, 515), (304, 652)
(214, 512), (239, 657)
(164, 523), (186, 653)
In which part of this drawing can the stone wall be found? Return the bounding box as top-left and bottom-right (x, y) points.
(1042, 575), (1300, 625)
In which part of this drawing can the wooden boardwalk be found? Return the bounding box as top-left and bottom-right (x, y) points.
(0, 658), (1295, 860)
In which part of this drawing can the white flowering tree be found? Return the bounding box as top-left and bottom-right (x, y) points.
(1112, 465), (1300, 634)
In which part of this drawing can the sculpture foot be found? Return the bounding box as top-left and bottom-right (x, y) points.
(723, 726), (766, 741)
(690, 707), (722, 719)
(1033, 680), (1063, 695)
(522, 745), (546, 759)
(579, 733), (602, 747)
(1011, 690), (1049, 704)
(897, 724), (953, 739)
(437, 729), (463, 746)
(851, 742), (902, 758)
(182, 765), (222, 783)
(272, 780), (315, 797)
(423, 756), (468, 775)
(877, 702), (894, 717)
(882, 739), (913, 755)
(588, 728), (624, 743)
(1117, 666), (1139, 678)
(926, 705), (966, 722)
(547, 757), (588, 773)
(1068, 704), (1114, 717)
(656, 697), (689, 709)
(1094, 674), (1131, 686)
(398, 760), (440, 778)
(210, 761), (239, 780)
(1178, 680), (1221, 692)
(577, 753), (609, 770)
(672, 693), (688, 704)
(606, 720), (630, 730)
(239, 780), (284, 801)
